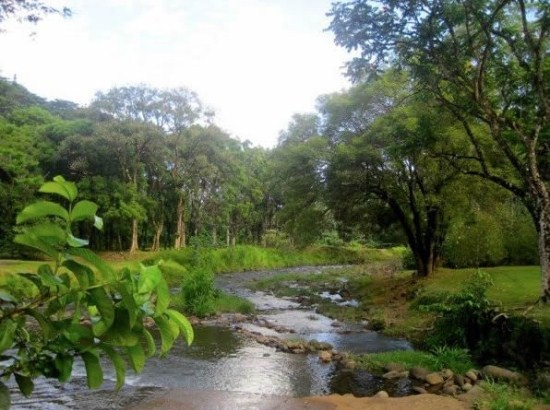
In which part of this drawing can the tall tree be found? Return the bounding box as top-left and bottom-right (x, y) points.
(329, 0), (550, 298)
(321, 72), (463, 275)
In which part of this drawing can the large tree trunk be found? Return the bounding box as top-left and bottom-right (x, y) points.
(174, 192), (186, 248)
(129, 218), (139, 253)
(151, 222), (163, 252)
(413, 248), (435, 277)
(212, 226), (217, 246)
(536, 202), (550, 302)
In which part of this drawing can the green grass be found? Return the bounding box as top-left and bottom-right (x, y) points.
(212, 293), (255, 315)
(423, 266), (550, 325)
(353, 346), (474, 374)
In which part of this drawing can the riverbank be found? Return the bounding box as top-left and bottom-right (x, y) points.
(129, 388), (469, 410)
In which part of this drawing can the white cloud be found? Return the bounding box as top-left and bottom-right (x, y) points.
(0, 0), (350, 147)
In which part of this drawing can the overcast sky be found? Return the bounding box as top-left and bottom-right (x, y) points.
(0, 0), (351, 147)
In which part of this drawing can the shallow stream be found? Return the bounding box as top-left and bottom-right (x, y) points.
(10, 266), (412, 409)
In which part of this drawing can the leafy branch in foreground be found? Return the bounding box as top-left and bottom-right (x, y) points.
(0, 176), (193, 408)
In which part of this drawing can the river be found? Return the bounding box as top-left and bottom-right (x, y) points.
(9, 266), (412, 409)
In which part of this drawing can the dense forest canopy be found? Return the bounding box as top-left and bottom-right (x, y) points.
(0, 75), (538, 273)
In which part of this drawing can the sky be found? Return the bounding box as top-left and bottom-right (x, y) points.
(0, 0), (351, 147)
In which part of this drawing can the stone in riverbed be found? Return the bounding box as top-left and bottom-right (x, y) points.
(382, 370), (409, 379)
(412, 387), (428, 395)
(374, 391), (389, 398)
(410, 367), (430, 381)
(425, 372), (444, 385)
(441, 368), (454, 380)
(454, 374), (465, 387)
(464, 370), (478, 382)
(482, 365), (527, 385)
(319, 351), (332, 363)
(462, 383), (472, 392)
(384, 362), (406, 372)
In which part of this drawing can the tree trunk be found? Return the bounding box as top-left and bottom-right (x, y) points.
(151, 222), (163, 252)
(174, 192), (186, 248)
(537, 204), (550, 302)
(226, 225), (230, 247)
(212, 226), (217, 246)
(129, 218), (139, 253)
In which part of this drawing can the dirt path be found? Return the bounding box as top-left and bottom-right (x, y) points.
(128, 389), (469, 410)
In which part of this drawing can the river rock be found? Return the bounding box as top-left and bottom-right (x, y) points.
(319, 351), (332, 363)
(462, 382), (473, 392)
(441, 368), (454, 380)
(465, 369), (478, 382)
(382, 370), (408, 379)
(425, 372), (444, 385)
(374, 390), (389, 398)
(384, 362), (406, 372)
(412, 387), (428, 395)
(482, 365), (527, 385)
(454, 374), (465, 387)
(442, 385), (459, 396)
(410, 367), (430, 381)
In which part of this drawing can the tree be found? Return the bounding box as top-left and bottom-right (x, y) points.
(328, 0), (550, 298)
(321, 72), (463, 275)
(271, 114), (332, 246)
(0, 0), (70, 26)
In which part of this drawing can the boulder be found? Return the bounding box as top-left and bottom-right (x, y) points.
(319, 351), (332, 363)
(465, 369), (478, 382)
(454, 374), (465, 387)
(412, 387), (428, 395)
(425, 372), (444, 385)
(410, 367), (430, 381)
(342, 359), (357, 370)
(441, 368), (454, 380)
(382, 370), (408, 379)
(384, 362), (406, 372)
(442, 385), (459, 396)
(373, 391), (389, 398)
(482, 365), (528, 385)
(462, 383), (472, 392)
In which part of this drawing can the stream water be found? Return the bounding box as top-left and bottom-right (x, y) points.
(10, 266), (412, 409)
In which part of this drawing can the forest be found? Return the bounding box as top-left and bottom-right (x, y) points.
(0, 72), (539, 273)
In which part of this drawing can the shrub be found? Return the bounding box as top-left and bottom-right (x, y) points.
(180, 268), (216, 317)
(422, 270), (550, 368)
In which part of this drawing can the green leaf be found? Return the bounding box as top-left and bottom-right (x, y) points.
(0, 381), (11, 410)
(138, 264), (162, 295)
(14, 232), (58, 259)
(142, 329), (156, 358)
(154, 277), (170, 316)
(94, 215), (104, 231)
(63, 323), (94, 345)
(0, 290), (16, 304)
(127, 343), (146, 374)
(40, 176), (77, 202)
(0, 319), (17, 352)
(116, 283), (138, 328)
(14, 374), (34, 397)
(26, 222), (66, 247)
(154, 315), (180, 354)
(102, 309), (140, 346)
(66, 248), (116, 281)
(165, 309), (194, 345)
(16, 201), (69, 224)
(67, 234), (89, 248)
(70, 200), (98, 223)
(101, 345), (126, 390)
(89, 288), (115, 331)
(63, 260), (95, 288)
(27, 309), (55, 340)
(81, 352), (103, 389)
(54, 354), (74, 383)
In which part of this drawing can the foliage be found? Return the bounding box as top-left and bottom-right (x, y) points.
(0, 177), (193, 407)
(0, 0), (71, 26)
(180, 267), (216, 317)
(418, 270), (550, 368)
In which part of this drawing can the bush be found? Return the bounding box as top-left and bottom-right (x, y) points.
(421, 270), (550, 368)
(180, 268), (216, 317)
